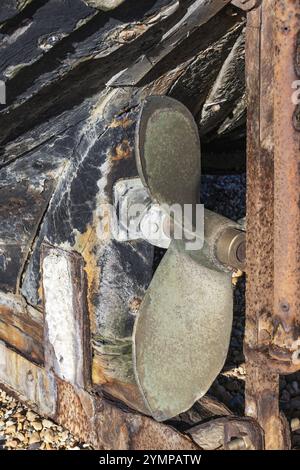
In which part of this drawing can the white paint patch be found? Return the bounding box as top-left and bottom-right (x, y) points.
(43, 251), (81, 385)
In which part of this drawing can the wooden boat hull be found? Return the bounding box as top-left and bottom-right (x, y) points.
(0, 0), (247, 434)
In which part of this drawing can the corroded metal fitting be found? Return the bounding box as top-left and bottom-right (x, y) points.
(227, 436), (251, 450)
(216, 227), (246, 272)
(291, 418), (300, 432)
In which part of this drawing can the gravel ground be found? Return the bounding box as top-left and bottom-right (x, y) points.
(1, 173), (300, 449)
(0, 390), (93, 450)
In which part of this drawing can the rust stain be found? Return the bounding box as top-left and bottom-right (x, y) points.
(129, 297), (142, 315)
(128, 418), (199, 451)
(117, 24), (147, 43)
(56, 380), (97, 446)
(245, 0), (300, 449)
(110, 140), (132, 162)
(295, 31), (300, 77)
(272, 0), (300, 366)
(0, 304), (44, 364)
(118, 30), (137, 42)
(0, 343), (199, 450)
(37, 279), (44, 305)
(74, 225), (99, 336)
(110, 116), (134, 129)
(92, 354), (150, 415)
(56, 376), (198, 450)
(92, 354), (110, 385)
(74, 202), (113, 335)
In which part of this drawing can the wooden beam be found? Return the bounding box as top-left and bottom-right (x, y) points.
(0, 293), (43, 364)
(0, 341), (199, 450)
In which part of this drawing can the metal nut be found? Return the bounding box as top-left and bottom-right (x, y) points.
(291, 418), (300, 432)
(227, 436), (250, 450)
(216, 228), (246, 272)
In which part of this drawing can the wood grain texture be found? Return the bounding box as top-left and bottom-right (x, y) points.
(0, 0), (247, 407)
(0, 292), (43, 364)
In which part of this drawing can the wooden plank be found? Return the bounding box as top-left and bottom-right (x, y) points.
(56, 379), (199, 450)
(0, 0), (35, 23)
(0, 341), (199, 450)
(0, 341), (55, 416)
(0, 0), (179, 160)
(200, 31), (245, 136)
(0, 1), (246, 164)
(0, 133), (68, 294)
(0, 293), (43, 364)
(0, 0), (250, 416)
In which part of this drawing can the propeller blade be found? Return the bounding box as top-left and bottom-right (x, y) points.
(133, 240), (233, 421)
(135, 96), (201, 213)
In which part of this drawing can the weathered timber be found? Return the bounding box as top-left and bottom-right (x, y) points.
(0, 292), (43, 364)
(170, 395), (232, 432)
(0, 135), (68, 293)
(151, 12), (245, 120)
(0, 0), (247, 417)
(0, 0), (178, 161)
(0, 341), (56, 417)
(0, 337), (263, 450)
(200, 30), (245, 137)
(0, 1), (35, 23)
(0, 1), (246, 163)
(0, 342), (199, 449)
(83, 0), (127, 10)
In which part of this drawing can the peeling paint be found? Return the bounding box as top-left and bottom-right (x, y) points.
(43, 252), (78, 383)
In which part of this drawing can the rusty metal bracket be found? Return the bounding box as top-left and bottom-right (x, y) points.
(231, 0), (261, 11)
(245, 0), (300, 450)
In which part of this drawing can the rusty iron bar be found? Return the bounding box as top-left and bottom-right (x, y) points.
(272, 1), (300, 367)
(245, 6), (280, 450)
(245, 0), (300, 450)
